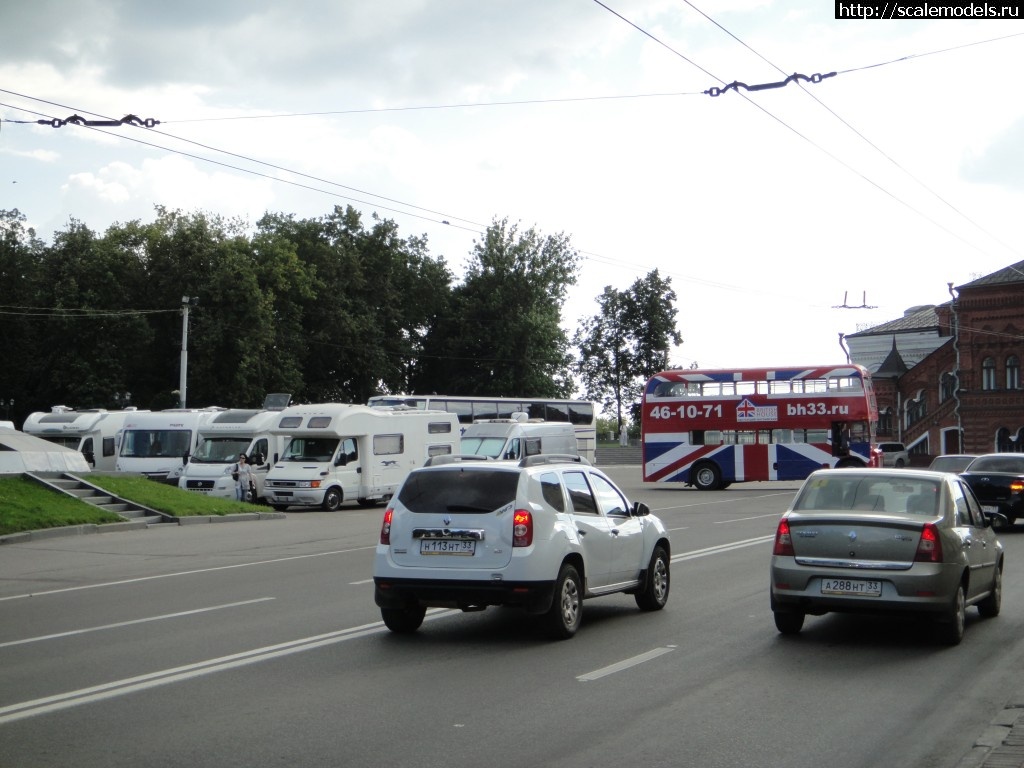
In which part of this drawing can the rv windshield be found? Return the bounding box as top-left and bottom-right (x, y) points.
(460, 436), (509, 460)
(192, 437), (250, 463)
(120, 429), (192, 458)
(282, 437), (340, 462)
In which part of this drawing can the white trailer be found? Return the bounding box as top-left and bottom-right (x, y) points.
(263, 404), (460, 511)
(115, 407), (225, 482)
(21, 406), (149, 471)
(178, 408), (291, 501)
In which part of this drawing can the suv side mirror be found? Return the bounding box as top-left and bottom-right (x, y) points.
(633, 501), (651, 517)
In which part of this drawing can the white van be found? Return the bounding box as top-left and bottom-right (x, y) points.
(22, 406), (148, 471)
(263, 404), (460, 511)
(178, 408), (291, 501)
(460, 417), (578, 461)
(115, 408), (225, 482)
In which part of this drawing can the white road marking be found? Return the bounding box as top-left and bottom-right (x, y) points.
(0, 598), (276, 648)
(577, 646), (677, 681)
(671, 535), (774, 562)
(0, 546), (375, 602)
(714, 513), (781, 524)
(0, 608), (455, 725)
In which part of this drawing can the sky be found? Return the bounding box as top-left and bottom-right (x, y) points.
(1, 0), (1023, 374)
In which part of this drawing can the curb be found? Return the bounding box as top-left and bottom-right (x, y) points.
(958, 706), (1024, 768)
(0, 510), (286, 545)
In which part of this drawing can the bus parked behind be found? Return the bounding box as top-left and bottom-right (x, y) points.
(642, 365), (878, 490)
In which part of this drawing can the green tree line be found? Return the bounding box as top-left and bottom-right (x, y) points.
(0, 206), (681, 428)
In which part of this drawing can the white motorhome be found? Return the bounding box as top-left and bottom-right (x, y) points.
(178, 407), (291, 501)
(22, 406), (148, 471)
(460, 416), (579, 462)
(263, 404), (460, 511)
(116, 407), (225, 482)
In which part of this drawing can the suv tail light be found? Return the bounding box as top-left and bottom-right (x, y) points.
(513, 509), (533, 547)
(914, 523), (943, 563)
(380, 507), (393, 545)
(773, 519), (794, 556)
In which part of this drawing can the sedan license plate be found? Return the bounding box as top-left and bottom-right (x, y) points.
(982, 505), (998, 514)
(821, 578), (881, 597)
(420, 539), (476, 556)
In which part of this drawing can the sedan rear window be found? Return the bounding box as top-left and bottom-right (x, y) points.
(398, 469), (519, 513)
(967, 456), (1024, 473)
(796, 475), (942, 516)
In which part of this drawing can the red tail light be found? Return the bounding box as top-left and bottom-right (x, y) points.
(513, 509), (533, 547)
(380, 507), (393, 545)
(915, 523), (943, 563)
(1011, 480), (1024, 494)
(773, 519), (794, 556)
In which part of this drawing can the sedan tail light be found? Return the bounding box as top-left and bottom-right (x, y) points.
(773, 519), (794, 556)
(380, 507), (393, 545)
(914, 523), (943, 563)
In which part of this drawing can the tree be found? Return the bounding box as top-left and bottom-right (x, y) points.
(574, 269), (683, 428)
(413, 218), (580, 397)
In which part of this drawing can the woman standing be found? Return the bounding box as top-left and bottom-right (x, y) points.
(234, 453), (253, 502)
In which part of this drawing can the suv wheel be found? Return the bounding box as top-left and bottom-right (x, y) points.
(545, 564), (582, 639)
(635, 546), (670, 611)
(381, 605), (427, 634)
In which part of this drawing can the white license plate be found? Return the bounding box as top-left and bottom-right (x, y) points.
(420, 539), (476, 556)
(821, 578), (881, 597)
(983, 505), (998, 514)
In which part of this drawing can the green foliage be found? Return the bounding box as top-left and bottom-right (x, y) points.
(574, 269), (683, 426)
(86, 475), (255, 516)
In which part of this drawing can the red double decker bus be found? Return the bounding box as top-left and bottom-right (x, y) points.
(642, 365), (879, 490)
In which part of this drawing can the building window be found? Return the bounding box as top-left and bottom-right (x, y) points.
(877, 407), (892, 436)
(905, 396), (927, 428)
(982, 357), (997, 390)
(940, 371), (957, 403)
(1008, 356), (1020, 390)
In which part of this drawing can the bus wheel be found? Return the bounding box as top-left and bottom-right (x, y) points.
(692, 463), (721, 491)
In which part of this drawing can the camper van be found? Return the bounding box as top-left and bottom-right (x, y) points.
(116, 408), (225, 482)
(263, 404), (460, 511)
(22, 406), (148, 471)
(459, 416), (579, 461)
(178, 408), (291, 501)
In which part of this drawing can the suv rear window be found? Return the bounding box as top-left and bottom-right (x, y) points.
(397, 469), (519, 513)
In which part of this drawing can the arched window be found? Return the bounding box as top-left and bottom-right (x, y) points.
(940, 371), (957, 403)
(997, 427), (1013, 452)
(905, 394), (927, 428)
(1007, 355), (1020, 390)
(877, 407), (892, 436)
(982, 357), (997, 390)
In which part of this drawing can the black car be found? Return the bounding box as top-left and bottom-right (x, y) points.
(960, 454), (1024, 527)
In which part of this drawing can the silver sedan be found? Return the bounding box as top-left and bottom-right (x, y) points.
(770, 468), (1004, 645)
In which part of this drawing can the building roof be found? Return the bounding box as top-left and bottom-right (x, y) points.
(846, 304), (941, 338)
(874, 337), (909, 379)
(959, 259), (1024, 289)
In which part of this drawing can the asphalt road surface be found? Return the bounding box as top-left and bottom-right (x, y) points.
(2, 466), (1024, 768)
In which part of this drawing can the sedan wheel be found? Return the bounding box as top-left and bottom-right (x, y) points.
(938, 584), (966, 646)
(774, 610), (805, 635)
(978, 564), (1002, 618)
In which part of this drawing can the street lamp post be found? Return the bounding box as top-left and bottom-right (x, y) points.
(179, 296), (199, 409)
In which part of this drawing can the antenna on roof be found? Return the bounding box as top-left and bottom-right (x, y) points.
(832, 291), (877, 309)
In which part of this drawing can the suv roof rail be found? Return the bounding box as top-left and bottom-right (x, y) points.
(519, 454), (590, 468)
(424, 454), (494, 467)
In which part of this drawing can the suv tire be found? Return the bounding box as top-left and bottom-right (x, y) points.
(545, 564), (582, 639)
(381, 605), (427, 634)
(635, 546), (670, 611)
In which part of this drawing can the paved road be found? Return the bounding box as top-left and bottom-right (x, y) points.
(2, 468), (1024, 767)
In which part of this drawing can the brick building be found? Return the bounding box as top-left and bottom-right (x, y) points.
(844, 259), (1024, 464)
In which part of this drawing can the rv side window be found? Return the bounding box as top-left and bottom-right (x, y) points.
(102, 437), (116, 457)
(428, 421), (452, 434)
(374, 434), (404, 455)
(427, 444), (452, 457)
(307, 417), (332, 429)
(278, 416), (303, 429)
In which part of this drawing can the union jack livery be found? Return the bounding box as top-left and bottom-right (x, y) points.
(642, 365), (879, 490)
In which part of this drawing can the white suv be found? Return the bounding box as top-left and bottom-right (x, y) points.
(373, 455), (671, 639)
(877, 442), (910, 468)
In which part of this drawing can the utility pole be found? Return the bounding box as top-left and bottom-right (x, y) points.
(179, 296), (198, 408)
